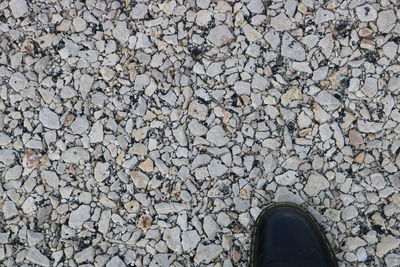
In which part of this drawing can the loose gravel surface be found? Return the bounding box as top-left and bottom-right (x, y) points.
(1, 0), (400, 266)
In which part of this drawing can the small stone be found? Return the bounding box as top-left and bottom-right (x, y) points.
(182, 230), (201, 252)
(315, 91), (341, 111)
(163, 227), (181, 253)
(357, 120), (384, 133)
(354, 152), (365, 163)
(69, 205), (91, 229)
(39, 108), (60, 129)
(342, 205), (358, 221)
(98, 210), (111, 234)
(281, 32), (306, 61)
(361, 77), (377, 98)
(130, 3), (148, 19)
(135, 32), (152, 49)
(100, 66), (115, 81)
(271, 13), (295, 31)
(188, 119), (207, 136)
(25, 247), (50, 267)
(194, 244), (223, 264)
(89, 121), (104, 143)
(5, 165), (22, 181)
(206, 125), (229, 147)
(173, 126), (188, 146)
(22, 196), (36, 214)
(75, 246), (94, 264)
(304, 173), (329, 196)
(94, 162), (110, 182)
(41, 170), (60, 188)
(138, 158), (154, 172)
(27, 230), (44, 246)
(377, 10), (396, 33)
(113, 21), (130, 44)
(274, 187), (304, 204)
(79, 74), (93, 99)
(349, 129), (363, 147)
(188, 100), (208, 120)
(370, 173), (386, 190)
(196, 10), (213, 27)
(356, 5), (377, 22)
(73, 17), (87, 32)
(344, 237), (367, 251)
(242, 24), (262, 42)
(9, 0), (29, 18)
(388, 75), (400, 92)
(3, 201), (19, 219)
(207, 25), (234, 47)
(275, 171), (297, 186)
(315, 8), (335, 24)
(9, 72), (28, 91)
(376, 236), (400, 257)
(203, 215), (220, 240)
(61, 147), (90, 164)
(319, 123), (333, 141)
(70, 116), (89, 134)
(234, 81), (251, 95)
(106, 256), (126, 267)
(130, 143), (148, 156)
(137, 215), (152, 231)
(130, 170), (150, 188)
(247, 0), (264, 14)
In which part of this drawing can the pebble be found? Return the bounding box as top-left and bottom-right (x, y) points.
(3, 201), (19, 219)
(41, 170), (60, 188)
(208, 159), (228, 178)
(106, 256), (126, 267)
(194, 244), (223, 264)
(182, 230), (201, 252)
(22, 196), (36, 214)
(73, 17), (87, 32)
(70, 116), (89, 134)
(207, 25), (234, 46)
(203, 215), (220, 240)
(25, 247), (50, 267)
(206, 125), (229, 147)
(304, 173), (329, 196)
(113, 21), (130, 44)
(9, 0), (28, 18)
(61, 147), (90, 164)
(74, 246), (95, 264)
(9, 72), (28, 91)
(131, 3), (148, 19)
(247, 0), (264, 14)
(271, 13), (295, 31)
(68, 205), (91, 229)
(377, 10), (396, 33)
(94, 162), (110, 182)
(356, 5), (377, 22)
(281, 32), (306, 61)
(275, 171), (297, 186)
(39, 108), (60, 129)
(163, 227), (181, 253)
(314, 91), (341, 111)
(130, 170), (149, 188)
(376, 236), (400, 257)
(342, 205), (358, 221)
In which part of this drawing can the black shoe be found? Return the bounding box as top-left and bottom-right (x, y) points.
(250, 203), (338, 267)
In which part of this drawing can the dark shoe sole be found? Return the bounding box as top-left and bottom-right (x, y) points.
(250, 202), (338, 267)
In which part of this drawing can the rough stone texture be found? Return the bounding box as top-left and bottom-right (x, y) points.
(1, 1), (399, 266)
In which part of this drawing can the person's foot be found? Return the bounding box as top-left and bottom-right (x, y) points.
(250, 203), (338, 267)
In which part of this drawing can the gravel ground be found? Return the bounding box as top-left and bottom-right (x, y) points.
(1, 0), (400, 266)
